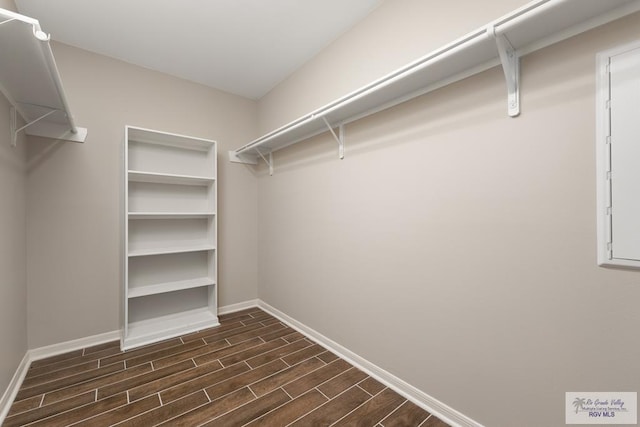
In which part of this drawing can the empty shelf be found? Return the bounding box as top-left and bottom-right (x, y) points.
(128, 277), (215, 299)
(128, 170), (215, 186)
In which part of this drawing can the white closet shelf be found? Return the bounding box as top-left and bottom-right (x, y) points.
(129, 127), (215, 151)
(128, 212), (215, 220)
(128, 170), (215, 186)
(229, 0), (640, 167)
(0, 8), (87, 146)
(128, 244), (215, 257)
(128, 277), (216, 299)
(124, 307), (219, 350)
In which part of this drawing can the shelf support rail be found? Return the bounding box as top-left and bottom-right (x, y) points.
(256, 149), (274, 176)
(10, 106), (58, 147)
(0, 17), (16, 26)
(320, 117), (345, 159)
(490, 26), (520, 117)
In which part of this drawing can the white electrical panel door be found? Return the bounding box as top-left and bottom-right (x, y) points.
(597, 41), (640, 268)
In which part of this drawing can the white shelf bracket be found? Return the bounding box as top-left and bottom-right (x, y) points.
(0, 17), (16, 27)
(256, 150), (274, 176)
(321, 117), (345, 159)
(228, 150), (258, 165)
(490, 27), (520, 117)
(9, 106), (57, 147)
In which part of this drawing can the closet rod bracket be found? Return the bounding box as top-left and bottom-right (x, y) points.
(490, 27), (520, 117)
(321, 117), (344, 159)
(10, 106), (57, 147)
(256, 150), (274, 176)
(228, 150), (258, 165)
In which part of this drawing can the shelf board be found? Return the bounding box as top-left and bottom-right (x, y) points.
(128, 277), (215, 299)
(128, 170), (215, 186)
(127, 126), (215, 151)
(231, 0), (640, 160)
(0, 8), (87, 144)
(128, 212), (215, 219)
(128, 244), (215, 257)
(123, 307), (219, 350)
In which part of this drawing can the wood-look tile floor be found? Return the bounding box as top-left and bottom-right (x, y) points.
(4, 308), (450, 426)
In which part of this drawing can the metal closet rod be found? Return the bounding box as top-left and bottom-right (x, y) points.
(0, 8), (79, 135)
(234, 0), (561, 156)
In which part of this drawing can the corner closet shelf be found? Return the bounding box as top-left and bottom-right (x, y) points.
(230, 0), (640, 165)
(0, 8), (87, 146)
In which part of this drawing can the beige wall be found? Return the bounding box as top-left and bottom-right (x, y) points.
(256, 4), (640, 427)
(0, 0), (27, 401)
(0, 92), (27, 399)
(26, 43), (258, 348)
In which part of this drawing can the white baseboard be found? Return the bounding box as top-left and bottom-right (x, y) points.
(28, 330), (121, 362)
(1, 301), (480, 427)
(0, 352), (30, 424)
(218, 299), (260, 315)
(257, 300), (483, 427)
(0, 329), (121, 425)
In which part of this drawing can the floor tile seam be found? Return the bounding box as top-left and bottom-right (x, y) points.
(315, 386), (331, 401)
(192, 337), (274, 366)
(282, 383), (366, 427)
(248, 356), (329, 396)
(4, 394), (46, 419)
(378, 398), (410, 427)
(26, 358), (101, 380)
(186, 338), (268, 367)
(237, 387), (306, 427)
(21, 361), (101, 388)
(195, 358), (301, 404)
(127, 360), (233, 402)
(285, 361), (355, 398)
(150, 343), (232, 369)
(95, 360), (185, 399)
(99, 339), (187, 366)
(281, 351), (326, 368)
(265, 340), (318, 365)
(215, 337), (294, 368)
(124, 341), (209, 370)
(327, 390), (376, 426)
(195, 387), (286, 427)
(224, 325), (289, 346)
(191, 390), (259, 427)
(243, 340), (317, 369)
(186, 323), (261, 344)
(13, 391), (125, 427)
(111, 390), (211, 427)
(418, 413), (434, 426)
(18, 363), (128, 401)
(328, 385), (390, 427)
(64, 393), (160, 427)
(28, 352), (85, 370)
(196, 321), (276, 342)
(157, 359), (269, 404)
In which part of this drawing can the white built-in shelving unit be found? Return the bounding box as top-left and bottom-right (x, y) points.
(0, 8), (87, 146)
(123, 126), (218, 350)
(229, 0), (640, 172)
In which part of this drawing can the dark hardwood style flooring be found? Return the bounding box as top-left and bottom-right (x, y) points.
(4, 308), (450, 426)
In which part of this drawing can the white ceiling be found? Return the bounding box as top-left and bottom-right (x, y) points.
(15, 0), (382, 100)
